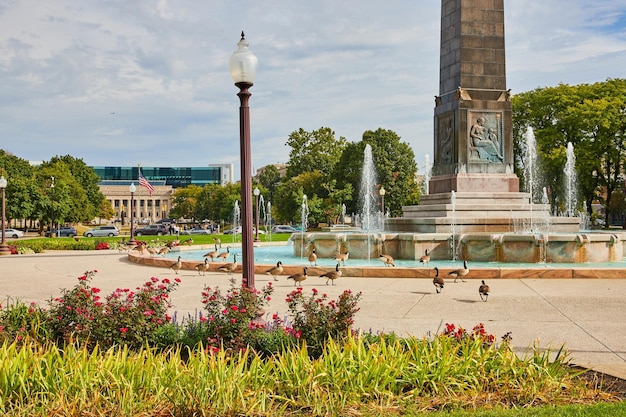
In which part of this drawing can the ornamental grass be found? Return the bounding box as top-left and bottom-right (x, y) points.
(0, 333), (616, 417)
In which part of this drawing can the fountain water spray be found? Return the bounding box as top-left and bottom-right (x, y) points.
(232, 200), (241, 244)
(359, 144), (381, 232)
(423, 154), (432, 195)
(300, 195), (309, 261)
(564, 142), (578, 217)
(265, 201), (273, 241)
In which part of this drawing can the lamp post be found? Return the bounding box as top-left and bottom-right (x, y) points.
(50, 176), (55, 237)
(379, 186), (386, 218)
(129, 183), (137, 245)
(230, 31), (258, 288)
(0, 176), (10, 255)
(120, 204), (125, 226)
(253, 186), (260, 243)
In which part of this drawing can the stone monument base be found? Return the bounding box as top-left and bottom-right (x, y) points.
(386, 191), (581, 234)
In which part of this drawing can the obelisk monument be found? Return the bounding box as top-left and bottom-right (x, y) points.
(431, 0), (517, 193)
(387, 0), (579, 233)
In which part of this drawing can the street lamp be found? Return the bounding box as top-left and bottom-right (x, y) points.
(230, 31), (258, 288)
(120, 204), (125, 226)
(0, 176), (10, 255)
(379, 186), (386, 218)
(50, 176), (55, 237)
(253, 186), (260, 243)
(129, 183), (137, 245)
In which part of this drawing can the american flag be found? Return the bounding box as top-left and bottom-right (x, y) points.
(138, 169), (155, 196)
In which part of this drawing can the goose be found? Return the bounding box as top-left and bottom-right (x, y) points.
(195, 258), (210, 276)
(146, 247), (158, 256)
(217, 246), (231, 260)
(320, 263), (342, 285)
(218, 254), (238, 275)
(479, 280), (490, 302)
(265, 261), (283, 281)
(448, 260), (469, 283)
(183, 238), (194, 246)
(169, 256), (182, 275)
(334, 251), (349, 266)
(213, 237), (222, 249)
(287, 267), (308, 287)
(158, 246), (171, 255)
(379, 254), (395, 267)
(433, 267), (444, 293)
(419, 248), (431, 267)
(203, 244), (219, 261)
(308, 247), (318, 266)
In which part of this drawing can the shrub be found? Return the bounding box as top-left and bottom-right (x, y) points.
(94, 241), (109, 250)
(200, 278), (274, 353)
(285, 287), (362, 357)
(0, 298), (49, 345)
(46, 270), (180, 350)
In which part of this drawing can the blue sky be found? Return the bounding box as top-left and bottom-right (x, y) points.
(1, 1), (625, 178)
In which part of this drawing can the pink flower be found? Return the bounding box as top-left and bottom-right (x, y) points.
(120, 327), (128, 333)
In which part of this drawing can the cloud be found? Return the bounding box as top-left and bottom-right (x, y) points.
(0, 0), (624, 177)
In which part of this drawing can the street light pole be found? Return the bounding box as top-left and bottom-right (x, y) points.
(230, 31), (258, 288)
(50, 176), (55, 237)
(253, 186), (260, 243)
(0, 176), (10, 255)
(129, 183), (137, 245)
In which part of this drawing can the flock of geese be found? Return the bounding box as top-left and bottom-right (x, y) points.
(138, 241), (490, 301)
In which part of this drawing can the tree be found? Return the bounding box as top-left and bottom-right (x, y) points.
(170, 185), (202, 221)
(512, 79), (626, 226)
(258, 164), (281, 202)
(333, 128), (420, 217)
(285, 127), (347, 178)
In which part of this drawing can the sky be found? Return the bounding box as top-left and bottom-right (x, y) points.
(1, 1), (625, 179)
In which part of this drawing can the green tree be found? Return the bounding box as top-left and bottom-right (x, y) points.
(195, 183), (241, 224)
(285, 127), (347, 178)
(333, 128), (420, 217)
(512, 79), (626, 225)
(0, 150), (36, 223)
(170, 185), (202, 221)
(258, 164), (281, 202)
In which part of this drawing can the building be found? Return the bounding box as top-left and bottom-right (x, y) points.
(93, 165), (234, 223)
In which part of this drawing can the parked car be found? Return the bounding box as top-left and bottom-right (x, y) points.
(134, 224), (168, 236)
(45, 226), (77, 237)
(83, 226), (120, 237)
(180, 227), (212, 235)
(223, 226), (265, 235)
(270, 225), (298, 234)
(5, 228), (24, 239)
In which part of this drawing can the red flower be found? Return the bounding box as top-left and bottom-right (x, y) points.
(120, 327), (128, 333)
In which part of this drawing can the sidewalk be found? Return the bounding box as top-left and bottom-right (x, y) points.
(1, 250), (625, 380)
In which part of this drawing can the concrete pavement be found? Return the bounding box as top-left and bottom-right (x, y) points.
(1, 250), (625, 380)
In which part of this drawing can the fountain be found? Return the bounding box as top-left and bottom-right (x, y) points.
(265, 201), (273, 241)
(423, 154), (432, 196)
(359, 144), (382, 232)
(564, 142), (578, 217)
(231, 200), (241, 243)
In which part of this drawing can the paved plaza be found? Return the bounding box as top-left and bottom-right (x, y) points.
(1, 250), (625, 380)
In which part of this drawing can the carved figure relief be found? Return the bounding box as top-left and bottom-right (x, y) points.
(437, 115), (454, 165)
(468, 114), (503, 163)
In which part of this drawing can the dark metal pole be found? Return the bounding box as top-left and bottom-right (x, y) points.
(254, 192), (260, 242)
(129, 192), (136, 245)
(236, 81), (255, 288)
(0, 186), (10, 255)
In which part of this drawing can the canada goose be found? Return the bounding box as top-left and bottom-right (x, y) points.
(320, 263), (342, 285)
(158, 246), (171, 255)
(183, 238), (193, 246)
(146, 247), (158, 256)
(379, 254), (395, 267)
(334, 251), (349, 266)
(308, 247), (318, 266)
(448, 260), (469, 283)
(169, 256), (182, 275)
(218, 254), (238, 275)
(217, 246), (231, 260)
(287, 267), (308, 286)
(196, 258), (210, 276)
(213, 237), (222, 249)
(419, 248), (431, 267)
(479, 280), (490, 302)
(203, 244), (219, 261)
(265, 261), (283, 281)
(433, 267), (444, 293)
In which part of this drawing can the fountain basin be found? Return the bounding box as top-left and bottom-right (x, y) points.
(290, 231), (626, 263)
